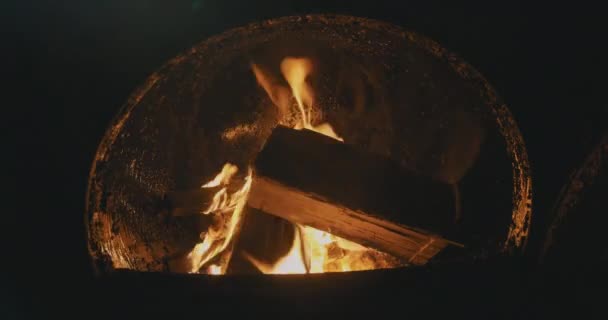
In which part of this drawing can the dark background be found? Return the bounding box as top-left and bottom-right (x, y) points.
(6, 0), (607, 318)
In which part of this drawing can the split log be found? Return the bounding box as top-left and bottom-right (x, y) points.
(247, 126), (462, 265)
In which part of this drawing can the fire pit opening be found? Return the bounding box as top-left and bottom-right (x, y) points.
(86, 15), (531, 276)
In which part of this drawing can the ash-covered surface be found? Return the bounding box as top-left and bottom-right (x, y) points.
(86, 15), (531, 273)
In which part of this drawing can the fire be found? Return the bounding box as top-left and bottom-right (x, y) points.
(207, 264), (222, 275)
(201, 163), (238, 188)
(280, 58), (314, 129)
(186, 56), (401, 275)
(244, 225), (307, 274)
(249, 56), (401, 274)
(186, 163), (252, 274)
(279, 57), (343, 141)
(299, 226), (336, 273)
(251, 58), (343, 141)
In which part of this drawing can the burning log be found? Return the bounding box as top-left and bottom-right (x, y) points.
(247, 126), (462, 265)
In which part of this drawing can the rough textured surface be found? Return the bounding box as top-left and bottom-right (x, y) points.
(254, 126), (457, 234)
(85, 14), (532, 273)
(248, 177), (452, 265)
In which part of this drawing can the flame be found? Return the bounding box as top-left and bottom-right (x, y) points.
(186, 57), (401, 275)
(299, 225), (402, 273)
(280, 58), (314, 129)
(201, 163), (238, 188)
(244, 225), (307, 274)
(207, 264), (222, 275)
(299, 226), (334, 273)
(252, 57), (343, 141)
(281, 57), (343, 141)
(248, 56), (401, 274)
(186, 163), (252, 274)
(251, 64), (291, 117)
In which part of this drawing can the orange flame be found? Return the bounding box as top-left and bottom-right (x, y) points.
(187, 163), (252, 274)
(252, 57), (343, 141)
(249, 56), (400, 274)
(244, 225), (307, 274)
(202, 163), (238, 188)
(280, 58), (314, 128)
(187, 57), (401, 275)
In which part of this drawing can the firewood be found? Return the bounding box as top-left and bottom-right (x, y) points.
(247, 126), (462, 265)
